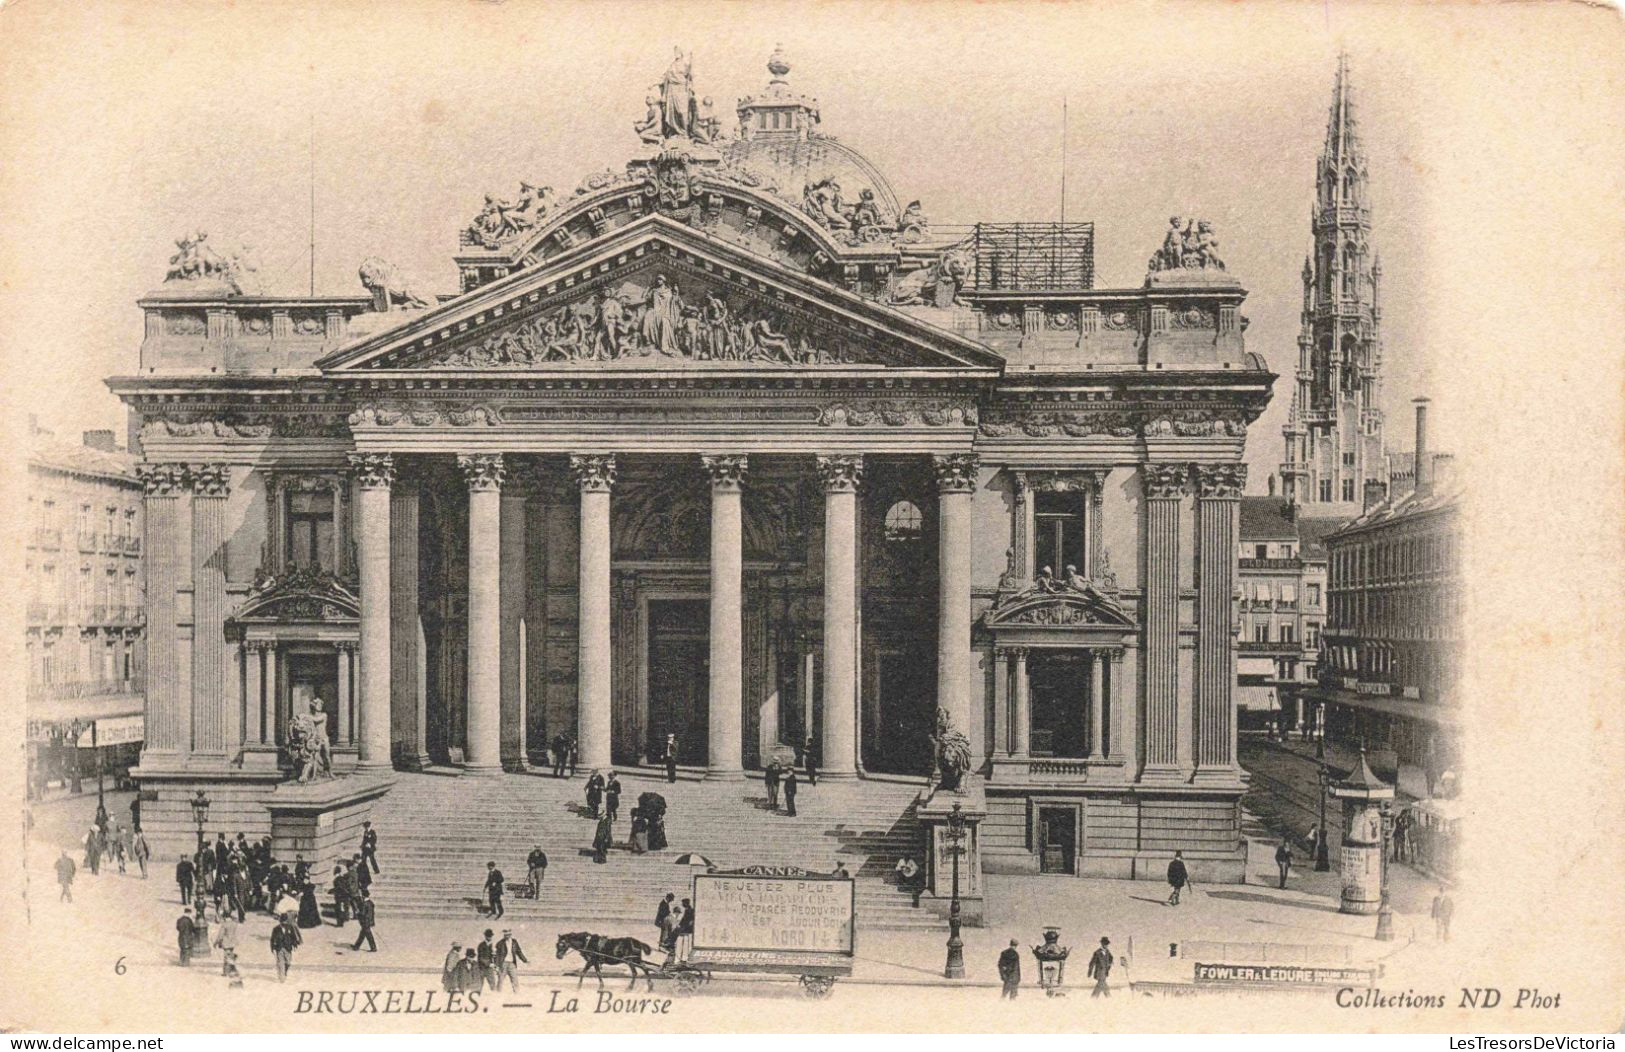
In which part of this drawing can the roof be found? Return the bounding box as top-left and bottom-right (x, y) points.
(1294, 513), (1353, 559)
(1334, 480), (1463, 537)
(1238, 497), (1298, 540)
(28, 431), (138, 484)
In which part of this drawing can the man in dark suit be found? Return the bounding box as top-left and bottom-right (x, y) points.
(484, 861), (505, 918)
(351, 889), (377, 952)
(765, 761), (781, 809)
(176, 908), (197, 967)
(270, 913), (301, 981)
(551, 734), (569, 778)
(655, 892), (675, 932)
(495, 928), (528, 991)
(477, 929), (498, 991)
(361, 822), (380, 874)
(176, 855), (195, 905)
(352, 853), (372, 896)
(664, 734), (678, 783)
(998, 939), (1021, 998)
(331, 863), (351, 926)
(803, 737), (819, 785)
(1087, 937), (1113, 997)
(782, 767), (798, 816)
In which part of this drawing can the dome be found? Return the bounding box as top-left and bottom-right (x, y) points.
(723, 46), (902, 221)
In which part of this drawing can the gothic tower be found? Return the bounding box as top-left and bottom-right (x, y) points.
(1279, 53), (1386, 512)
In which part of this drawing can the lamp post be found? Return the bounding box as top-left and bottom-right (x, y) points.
(93, 720), (105, 811)
(942, 802), (966, 979)
(1375, 799), (1395, 942)
(1315, 759), (1332, 871)
(190, 789), (211, 851)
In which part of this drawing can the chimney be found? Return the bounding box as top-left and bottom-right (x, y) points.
(1363, 479), (1386, 510)
(1267, 475), (1276, 497)
(82, 429), (118, 452)
(1413, 397), (1432, 495)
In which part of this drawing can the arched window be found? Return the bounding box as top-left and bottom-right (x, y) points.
(883, 500), (923, 542)
(1342, 245), (1359, 296)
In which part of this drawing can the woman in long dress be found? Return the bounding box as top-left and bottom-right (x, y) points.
(629, 808), (649, 854)
(585, 772), (603, 818)
(296, 878), (322, 929)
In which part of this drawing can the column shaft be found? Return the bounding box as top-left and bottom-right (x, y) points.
(351, 453), (395, 769)
(1142, 464), (1186, 776)
(244, 643), (265, 744)
(461, 453), (505, 772)
(1195, 464), (1245, 778)
(191, 465), (230, 757)
(138, 466), (187, 759)
(336, 644), (352, 746)
(390, 485), (426, 768)
(934, 454), (977, 739)
(1012, 648), (1031, 758)
(500, 486), (528, 770)
(817, 455), (862, 778)
(704, 455), (747, 778)
(992, 649), (1010, 756)
(572, 455), (616, 771)
(265, 644), (281, 745)
(1089, 649), (1105, 759)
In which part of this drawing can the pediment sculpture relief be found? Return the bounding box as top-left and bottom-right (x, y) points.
(986, 559), (1132, 629)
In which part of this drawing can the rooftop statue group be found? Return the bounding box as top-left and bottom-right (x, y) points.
(634, 48), (724, 147)
(465, 181), (557, 249)
(1147, 216), (1226, 273)
(440, 273), (849, 367)
(165, 230), (261, 295)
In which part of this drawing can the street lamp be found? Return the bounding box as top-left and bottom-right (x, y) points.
(1315, 759), (1332, 871)
(1375, 800), (1395, 942)
(190, 789), (211, 850)
(942, 802), (966, 979)
(92, 720), (104, 811)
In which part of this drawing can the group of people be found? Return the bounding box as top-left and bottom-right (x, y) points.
(997, 935), (1117, 999)
(78, 809), (149, 881)
(653, 892), (696, 963)
(442, 928), (531, 994)
(547, 734), (580, 778)
(762, 759), (802, 816)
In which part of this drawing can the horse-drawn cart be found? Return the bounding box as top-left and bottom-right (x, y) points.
(682, 866), (856, 998)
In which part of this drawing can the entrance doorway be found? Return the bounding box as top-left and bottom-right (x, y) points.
(1037, 806), (1078, 874)
(867, 648), (935, 775)
(646, 599), (709, 766)
(1028, 650), (1088, 757)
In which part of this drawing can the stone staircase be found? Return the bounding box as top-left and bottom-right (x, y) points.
(363, 769), (939, 930)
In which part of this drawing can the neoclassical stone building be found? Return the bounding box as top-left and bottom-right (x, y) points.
(112, 50), (1271, 881)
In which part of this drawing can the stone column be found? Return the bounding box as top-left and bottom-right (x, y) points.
(572, 454), (617, 771)
(1089, 648), (1106, 759)
(816, 454), (862, 779)
(390, 481), (427, 769)
(1142, 463), (1187, 779)
(265, 643), (280, 745)
(992, 648), (1011, 756)
(1110, 648), (1130, 762)
(244, 641), (266, 744)
(1011, 646), (1031, 758)
(350, 452), (395, 769)
(933, 453), (978, 742)
(335, 642), (353, 746)
(703, 455), (748, 778)
(1194, 463), (1245, 781)
(189, 464), (230, 759)
(460, 453), (506, 773)
(500, 478), (529, 771)
(138, 464), (190, 760)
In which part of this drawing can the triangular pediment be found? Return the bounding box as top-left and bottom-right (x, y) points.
(317, 216), (1001, 375)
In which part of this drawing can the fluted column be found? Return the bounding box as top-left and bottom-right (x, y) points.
(933, 453), (977, 741)
(1089, 648), (1105, 759)
(817, 454), (862, 778)
(390, 481), (427, 769)
(138, 464), (189, 760)
(350, 452), (395, 769)
(992, 648), (1011, 756)
(500, 478), (529, 771)
(702, 455), (748, 777)
(265, 643), (281, 745)
(1011, 647), (1031, 758)
(1110, 648), (1130, 763)
(244, 641), (266, 744)
(460, 453), (506, 773)
(1194, 463), (1245, 781)
(1142, 463), (1187, 779)
(572, 454), (617, 771)
(335, 641), (353, 747)
(191, 464), (231, 759)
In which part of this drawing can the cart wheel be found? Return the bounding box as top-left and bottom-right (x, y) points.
(799, 975), (835, 1000)
(674, 970), (704, 996)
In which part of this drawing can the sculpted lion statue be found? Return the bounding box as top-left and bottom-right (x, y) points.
(358, 256), (430, 310)
(931, 707), (974, 793)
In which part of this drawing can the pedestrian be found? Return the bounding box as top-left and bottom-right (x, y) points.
(485, 860), (506, 918)
(765, 760), (781, 809)
(1431, 887), (1454, 942)
(331, 863), (351, 926)
(352, 852), (372, 898)
(231, 859), (250, 921)
(567, 736), (579, 777)
(605, 772), (621, 821)
(592, 813), (613, 864)
(803, 736), (819, 785)
(585, 771), (604, 818)
(129, 795), (142, 834)
(998, 939), (1021, 999)
(782, 767), (798, 816)
(111, 823), (128, 874)
(270, 912), (301, 982)
(1088, 937), (1113, 997)
(664, 734), (678, 783)
(629, 808), (649, 854)
(453, 948), (482, 994)
(477, 929), (498, 991)
(1275, 840), (1293, 890)
(56, 850), (76, 902)
(655, 892), (675, 933)
(84, 826), (101, 875)
(1392, 810), (1409, 863)
(351, 889), (378, 952)
(659, 901), (681, 963)
(361, 821), (381, 874)
(132, 830), (149, 879)
(297, 873), (322, 929)
(526, 845), (548, 899)
(442, 942), (463, 994)
(177, 854), (196, 904)
(495, 928), (528, 991)
(1166, 850), (1190, 906)
(213, 910), (240, 976)
(676, 898), (695, 960)
(893, 856), (919, 902)
(176, 907), (197, 966)
(1307, 822), (1322, 863)
(831, 861), (850, 879)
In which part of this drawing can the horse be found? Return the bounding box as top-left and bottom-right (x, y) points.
(556, 931), (657, 991)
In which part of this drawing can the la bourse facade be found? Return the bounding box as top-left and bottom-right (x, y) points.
(112, 51), (1272, 883)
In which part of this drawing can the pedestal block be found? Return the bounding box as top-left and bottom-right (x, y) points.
(915, 780), (988, 926)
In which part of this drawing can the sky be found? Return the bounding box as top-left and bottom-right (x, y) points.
(0, 0), (1535, 487)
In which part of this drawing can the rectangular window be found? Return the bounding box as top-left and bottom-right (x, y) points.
(1254, 544), (1268, 560)
(1319, 480), (1332, 502)
(1281, 583), (1298, 603)
(1253, 582), (1271, 602)
(286, 489), (336, 571)
(1305, 622), (1320, 648)
(1034, 491), (1085, 577)
(1253, 622), (1271, 643)
(1342, 479), (1355, 502)
(1280, 622), (1296, 644)
(1307, 583), (1322, 606)
(1342, 451), (1355, 467)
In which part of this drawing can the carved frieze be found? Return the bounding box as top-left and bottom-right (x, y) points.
(142, 412), (347, 440)
(977, 410), (1138, 439)
(1142, 411), (1248, 437)
(347, 402), (497, 428)
(818, 399), (977, 428)
(815, 454), (864, 493)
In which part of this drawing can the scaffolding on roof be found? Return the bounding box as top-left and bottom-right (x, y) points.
(970, 222), (1095, 292)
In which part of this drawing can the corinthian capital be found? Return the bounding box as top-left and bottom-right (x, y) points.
(191, 462), (231, 497)
(570, 454), (618, 493)
(932, 452), (980, 493)
(458, 453), (506, 492)
(1193, 463), (1247, 499)
(137, 462), (191, 496)
(701, 454), (748, 491)
(347, 452), (397, 490)
(815, 454), (864, 493)
(1143, 462), (1189, 500)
